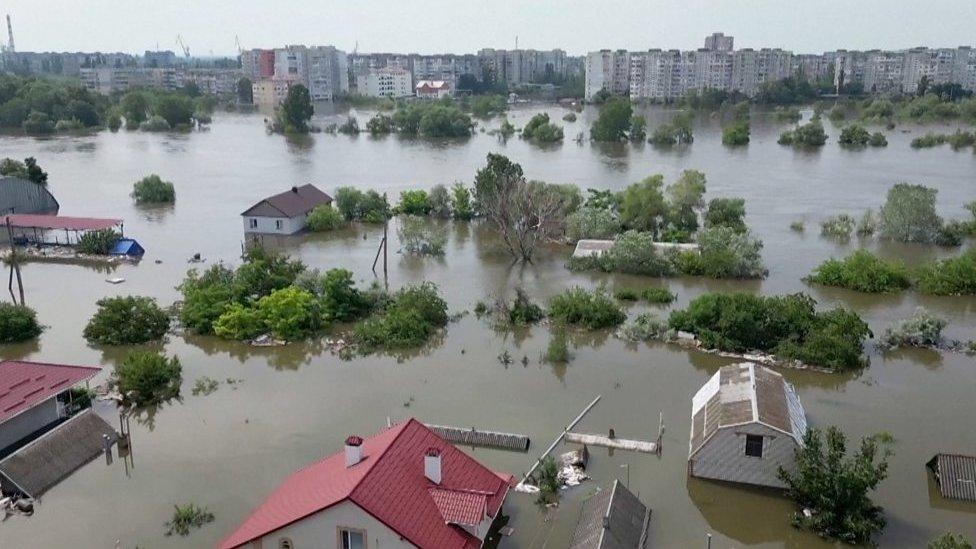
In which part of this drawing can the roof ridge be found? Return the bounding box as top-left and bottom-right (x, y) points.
(1, 360), (101, 373)
(348, 418), (418, 492)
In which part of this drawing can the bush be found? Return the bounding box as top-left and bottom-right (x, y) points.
(297, 268), (374, 322)
(338, 117), (360, 135)
(84, 296), (171, 345)
(821, 214), (856, 239)
(131, 174), (176, 204)
(366, 113), (394, 135)
(469, 95), (507, 118)
(394, 101), (473, 138)
(254, 286), (322, 341)
(613, 288), (640, 301)
(397, 215), (447, 256)
(22, 111), (55, 134)
(806, 250), (911, 293)
(77, 228), (122, 255)
(507, 288), (545, 325)
(704, 197), (747, 232)
(775, 107), (802, 123)
(0, 302), (43, 343)
(589, 98), (632, 142)
(397, 190), (431, 216)
(354, 282), (448, 349)
(915, 249), (976, 295)
(689, 226), (766, 279)
(547, 287), (626, 329)
(113, 351), (182, 406)
(640, 287), (675, 304)
(721, 119), (750, 146)
(54, 119), (85, 132)
(868, 132), (888, 147)
(619, 313), (669, 342)
(178, 264), (237, 334)
(566, 206), (620, 242)
(139, 115), (171, 132)
(618, 175), (667, 234)
(929, 533), (973, 549)
(335, 187), (390, 222)
(668, 292), (871, 370)
(838, 124), (871, 146)
(562, 112), (577, 122)
(212, 303), (264, 341)
(880, 183), (946, 244)
(879, 307), (947, 350)
(306, 204), (345, 231)
(521, 113), (563, 142)
(428, 184), (452, 218)
(946, 130), (976, 150)
(451, 182), (474, 220)
(585, 230), (673, 276)
(164, 503), (214, 537)
(779, 119), (827, 147)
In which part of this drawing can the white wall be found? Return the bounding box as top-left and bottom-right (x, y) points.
(0, 397), (61, 451)
(251, 500), (414, 549)
(689, 423), (797, 489)
(242, 215), (306, 235)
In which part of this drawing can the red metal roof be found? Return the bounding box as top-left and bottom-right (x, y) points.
(2, 214), (122, 231)
(219, 418), (514, 549)
(0, 361), (101, 425)
(430, 487), (488, 526)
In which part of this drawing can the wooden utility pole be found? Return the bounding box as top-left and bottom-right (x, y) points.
(370, 193), (389, 287)
(6, 217), (24, 305)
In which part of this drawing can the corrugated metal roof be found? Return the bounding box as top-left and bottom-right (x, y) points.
(2, 214), (122, 231)
(0, 176), (59, 216)
(929, 454), (976, 502)
(0, 361), (101, 425)
(0, 409), (117, 498)
(569, 479), (651, 549)
(240, 184), (332, 218)
(219, 418), (513, 549)
(429, 487), (488, 526)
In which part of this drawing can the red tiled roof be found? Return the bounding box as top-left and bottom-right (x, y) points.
(430, 488), (488, 526)
(2, 214), (122, 231)
(219, 418), (513, 549)
(0, 361), (101, 425)
(240, 184), (333, 218)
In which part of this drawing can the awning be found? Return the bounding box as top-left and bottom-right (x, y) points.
(2, 214), (122, 231)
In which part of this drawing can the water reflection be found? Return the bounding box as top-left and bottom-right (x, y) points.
(185, 334), (327, 371)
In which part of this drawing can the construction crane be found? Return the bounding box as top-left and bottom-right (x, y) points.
(176, 34), (190, 59)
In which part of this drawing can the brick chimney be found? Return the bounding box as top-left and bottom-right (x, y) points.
(345, 435), (363, 468)
(424, 447), (442, 484)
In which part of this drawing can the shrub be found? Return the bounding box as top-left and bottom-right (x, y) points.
(84, 296), (171, 345)
(779, 427), (892, 544)
(366, 113), (394, 135)
(879, 183), (945, 244)
(131, 174), (175, 204)
(668, 292), (871, 370)
(113, 351), (182, 406)
(838, 124), (871, 146)
(946, 130), (976, 150)
(562, 112), (577, 122)
(22, 111), (55, 134)
(779, 119), (827, 147)
(619, 313), (669, 342)
(164, 503), (214, 537)
(299, 268), (375, 322)
(806, 250), (911, 293)
(507, 288), (545, 325)
(521, 113), (563, 142)
(821, 214), (855, 239)
(178, 264), (237, 334)
(565, 206), (620, 242)
(603, 230), (674, 276)
(544, 330), (571, 364)
(547, 287), (626, 329)
(335, 187), (390, 222)
(721, 119), (750, 146)
(640, 287), (675, 304)
(139, 115), (171, 132)
(451, 182), (474, 220)
(428, 184), (452, 218)
(618, 175), (667, 234)
(77, 228), (122, 255)
(337, 117), (360, 134)
(704, 197), (747, 232)
(590, 97), (632, 142)
(398, 190), (431, 215)
(212, 303), (263, 340)
(868, 132), (888, 147)
(929, 533), (973, 549)
(54, 119), (85, 132)
(354, 282), (448, 349)
(775, 107), (802, 123)
(915, 249), (976, 295)
(856, 209), (879, 237)
(253, 286), (322, 341)
(613, 288), (640, 301)
(790, 221), (805, 232)
(397, 215), (447, 256)
(306, 204), (345, 231)
(879, 308), (947, 350)
(0, 302), (43, 343)
(690, 226), (767, 279)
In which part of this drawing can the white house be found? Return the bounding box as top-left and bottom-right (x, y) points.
(688, 363), (807, 489)
(219, 418), (514, 549)
(356, 67), (413, 98)
(415, 80), (451, 100)
(241, 184), (333, 235)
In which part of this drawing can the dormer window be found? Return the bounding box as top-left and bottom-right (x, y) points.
(745, 434), (764, 458)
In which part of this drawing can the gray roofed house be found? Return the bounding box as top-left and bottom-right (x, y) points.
(927, 453), (976, 502)
(0, 176), (59, 216)
(688, 362), (807, 489)
(569, 479), (651, 549)
(241, 184), (333, 235)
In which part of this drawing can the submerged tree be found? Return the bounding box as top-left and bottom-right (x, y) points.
(278, 84), (314, 133)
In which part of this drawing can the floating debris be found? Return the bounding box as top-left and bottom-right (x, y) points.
(105, 277), (125, 284)
(250, 334), (286, 347)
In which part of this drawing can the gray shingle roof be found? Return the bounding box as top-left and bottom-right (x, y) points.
(928, 454), (976, 502)
(569, 479), (651, 549)
(241, 184), (332, 218)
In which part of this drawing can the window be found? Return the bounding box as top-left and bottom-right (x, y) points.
(275, 219), (284, 230)
(745, 434), (764, 458)
(249, 218), (258, 229)
(339, 528), (365, 549)
(279, 539), (293, 549)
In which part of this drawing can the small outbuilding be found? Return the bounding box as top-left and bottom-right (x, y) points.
(688, 362), (807, 489)
(0, 176), (59, 216)
(927, 453), (976, 502)
(109, 238), (145, 257)
(241, 184), (332, 235)
(569, 479), (651, 549)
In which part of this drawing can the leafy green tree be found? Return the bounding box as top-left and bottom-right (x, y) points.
(22, 111), (55, 134)
(236, 77), (253, 104)
(366, 113), (394, 135)
(629, 114), (647, 141)
(113, 351), (182, 406)
(779, 427), (893, 545)
(397, 215), (447, 256)
(417, 104), (473, 137)
(451, 182), (473, 220)
(469, 95), (507, 118)
(153, 94), (195, 127)
(521, 112), (563, 142)
(313, 268), (373, 322)
(691, 226), (767, 279)
(547, 286), (626, 329)
(566, 206), (620, 242)
(66, 99), (100, 127)
(879, 184), (945, 244)
(664, 170), (707, 237)
(704, 197), (747, 232)
(83, 296), (171, 345)
(254, 286), (322, 341)
(427, 184), (452, 218)
(618, 175), (666, 235)
(234, 248), (306, 299)
(397, 190), (431, 215)
(131, 174), (176, 204)
(838, 124), (871, 146)
(806, 250), (911, 293)
(178, 264), (237, 334)
(779, 118), (827, 147)
(722, 119), (750, 146)
(354, 282), (448, 350)
(120, 91), (150, 127)
(0, 302), (44, 343)
(590, 97), (633, 141)
(305, 204), (345, 231)
(279, 84), (314, 133)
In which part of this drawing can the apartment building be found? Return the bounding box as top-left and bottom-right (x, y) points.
(704, 32), (734, 52)
(271, 45), (348, 101)
(356, 66), (413, 98)
(584, 49), (630, 99)
(241, 49), (275, 80)
(838, 47), (976, 94)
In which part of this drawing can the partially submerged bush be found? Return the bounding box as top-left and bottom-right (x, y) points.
(164, 503), (214, 537)
(397, 216), (447, 256)
(879, 184), (948, 244)
(507, 288), (545, 326)
(131, 174), (176, 204)
(566, 206), (620, 242)
(335, 187), (390, 223)
(521, 112), (563, 142)
(722, 119), (750, 146)
(820, 214), (855, 239)
(640, 287), (676, 304)
(668, 292), (872, 370)
(397, 190), (432, 216)
(215, 286), (322, 341)
(915, 249), (976, 295)
(613, 288), (640, 301)
(544, 329), (571, 364)
(139, 115), (171, 132)
(838, 124), (871, 146)
(683, 226), (766, 279)
(879, 308), (947, 350)
(704, 197), (746, 232)
(806, 250), (911, 293)
(84, 296), (170, 345)
(778, 119), (827, 147)
(306, 204), (345, 231)
(354, 282), (448, 349)
(0, 302), (43, 343)
(113, 351), (182, 406)
(78, 229), (122, 255)
(547, 287), (626, 329)
(619, 313), (669, 342)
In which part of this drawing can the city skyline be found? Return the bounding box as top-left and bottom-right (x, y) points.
(3, 0), (976, 56)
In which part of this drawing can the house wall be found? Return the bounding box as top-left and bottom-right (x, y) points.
(251, 500), (414, 549)
(0, 397), (61, 451)
(242, 214), (306, 235)
(689, 423), (796, 489)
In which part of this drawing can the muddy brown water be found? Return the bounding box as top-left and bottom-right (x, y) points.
(0, 105), (974, 548)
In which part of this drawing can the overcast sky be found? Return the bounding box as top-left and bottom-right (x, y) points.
(4, 0), (975, 56)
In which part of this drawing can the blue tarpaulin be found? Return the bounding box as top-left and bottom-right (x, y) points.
(109, 238), (145, 257)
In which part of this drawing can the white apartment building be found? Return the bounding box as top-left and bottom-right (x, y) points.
(584, 49), (630, 99)
(863, 51), (905, 94)
(356, 67), (412, 98)
(704, 32), (734, 52)
(273, 45), (348, 101)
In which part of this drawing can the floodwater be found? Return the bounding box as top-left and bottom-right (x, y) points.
(0, 104), (974, 548)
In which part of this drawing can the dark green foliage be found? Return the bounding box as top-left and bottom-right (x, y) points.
(613, 288), (640, 301)
(946, 130), (976, 150)
(507, 288), (545, 326)
(806, 250), (912, 293)
(754, 76), (817, 105)
(868, 132), (888, 147)
(113, 351), (182, 406)
(397, 216), (447, 256)
(618, 175), (667, 235)
(668, 293), (871, 370)
(335, 187), (390, 223)
(164, 503), (214, 537)
(915, 249), (976, 295)
(0, 302), (43, 343)
(77, 229), (121, 255)
(879, 307), (947, 349)
(688, 226), (767, 279)
(779, 427), (892, 544)
(838, 124), (871, 146)
(567, 230), (674, 276)
(215, 286), (322, 341)
(22, 111), (55, 134)
(929, 533), (973, 549)
(397, 190), (431, 215)
(779, 119), (827, 147)
(640, 287), (676, 304)
(0, 156), (48, 185)
(774, 107), (802, 123)
(153, 94), (194, 127)
(366, 113), (394, 135)
(469, 95), (507, 118)
(566, 206), (620, 242)
(911, 133), (947, 148)
(131, 174), (176, 204)
(237, 77), (253, 104)
(722, 119), (750, 146)
(649, 111), (694, 146)
(121, 91), (150, 127)
(354, 282), (449, 350)
(534, 456), (561, 505)
(305, 204), (345, 231)
(304, 268), (375, 323)
(879, 184), (946, 244)
(704, 197), (747, 232)
(393, 100), (473, 138)
(337, 117), (360, 135)
(590, 97), (633, 142)
(451, 182), (474, 220)
(629, 114), (647, 142)
(427, 185), (453, 218)
(278, 84), (314, 133)
(547, 287), (626, 329)
(84, 296), (171, 345)
(521, 112), (563, 142)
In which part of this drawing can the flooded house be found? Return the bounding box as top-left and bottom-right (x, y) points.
(569, 479), (651, 549)
(688, 363), (807, 489)
(241, 184), (333, 235)
(0, 360), (117, 499)
(927, 453), (976, 502)
(219, 418), (514, 549)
